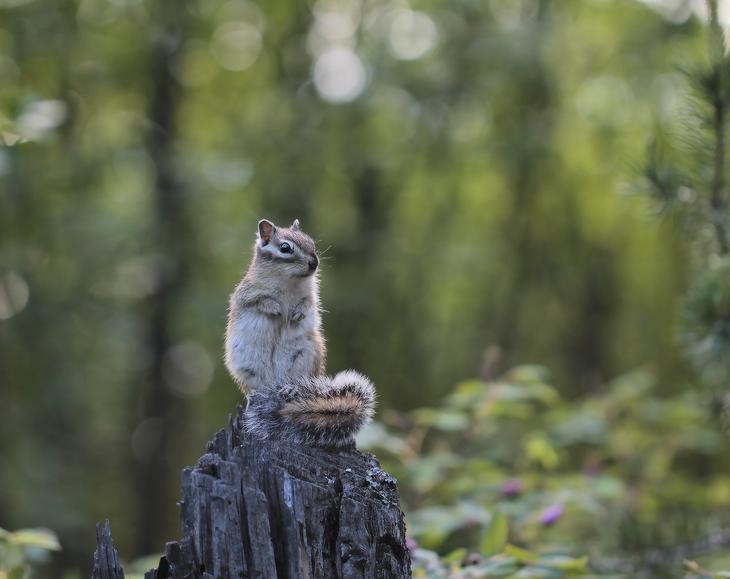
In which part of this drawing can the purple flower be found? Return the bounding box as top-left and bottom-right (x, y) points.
(406, 536), (418, 555)
(540, 504), (564, 526)
(501, 478), (523, 498)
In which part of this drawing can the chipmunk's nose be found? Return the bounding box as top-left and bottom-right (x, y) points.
(308, 256), (319, 272)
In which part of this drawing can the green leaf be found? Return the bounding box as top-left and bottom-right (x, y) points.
(432, 411), (470, 431)
(506, 365), (550, 384)
(10, 529), (61, 551)
(7, 564), (30, 579)
(511, 566), (563, 578)
(448, 380), (489, 408)
(126, 553), (164, 572)
(481, 511), (509, 555)
(538, 555), (589, 572)
(525, 436), (559, 469)
(0, 541), (26, 569)
(443, 548), (466, 564)
(478, 556), (519, 576)
(505, 544), (538, 563)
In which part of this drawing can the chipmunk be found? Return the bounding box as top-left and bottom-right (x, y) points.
(224, 218), (375, 449)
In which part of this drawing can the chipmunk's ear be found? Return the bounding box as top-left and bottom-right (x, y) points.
(291, 218), (301, 231)
(258, 219), (275, 244)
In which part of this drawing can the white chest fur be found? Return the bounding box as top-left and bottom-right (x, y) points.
(224, 277), (323, 392)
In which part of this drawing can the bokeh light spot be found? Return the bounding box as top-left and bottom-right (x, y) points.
(203, 156), (255, 191)
(163, 341), (214, 399)
(0, 271), (30, 321)
(15, 100), (67, 141)
(388, 10), (437, 61)
(210, 21), (262, 72)
(313, 47), (367, 103)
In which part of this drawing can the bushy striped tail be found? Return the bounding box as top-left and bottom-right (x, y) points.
(244, 370), (376, 449)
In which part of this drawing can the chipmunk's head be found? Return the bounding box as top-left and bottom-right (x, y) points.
(255, 218), (319, 278)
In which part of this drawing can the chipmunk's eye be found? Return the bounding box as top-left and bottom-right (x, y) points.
(279, 242), (293, 254)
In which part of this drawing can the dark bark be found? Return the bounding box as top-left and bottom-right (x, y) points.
(93, 406), (410, 579)
(92, 521), (125, 579)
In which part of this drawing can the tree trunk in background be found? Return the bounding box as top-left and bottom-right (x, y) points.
(135, 0), (191, 555)
(492, 0), (554, 359)
(487, 0), (615, 390)
(94, 408), (411, 578)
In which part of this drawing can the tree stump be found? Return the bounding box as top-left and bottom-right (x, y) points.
(92, 521), (125, 579)
(92, 406), (411, 578)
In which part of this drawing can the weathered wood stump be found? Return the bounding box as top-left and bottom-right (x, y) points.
(92, 521), (125, 579)
(92, 406), (411, 578)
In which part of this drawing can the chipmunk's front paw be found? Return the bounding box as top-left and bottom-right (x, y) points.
(290, 299), (308, 323)
(290, 308), (306, 323)
(257, 297), (282, 317)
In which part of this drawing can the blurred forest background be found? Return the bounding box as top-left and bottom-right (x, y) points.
(2, 0), (730, 577)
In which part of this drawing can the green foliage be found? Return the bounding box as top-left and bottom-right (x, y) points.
(123, 553), (164, 579)
(685, 559), (730, 579)
(361, 366), (730, 577)
(0, 528), (60, 579)
(412, 543), (590, 578)
(641, 0), (730, 395)
(481, 512), (509, 556)
(685, 257), (730, 385)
